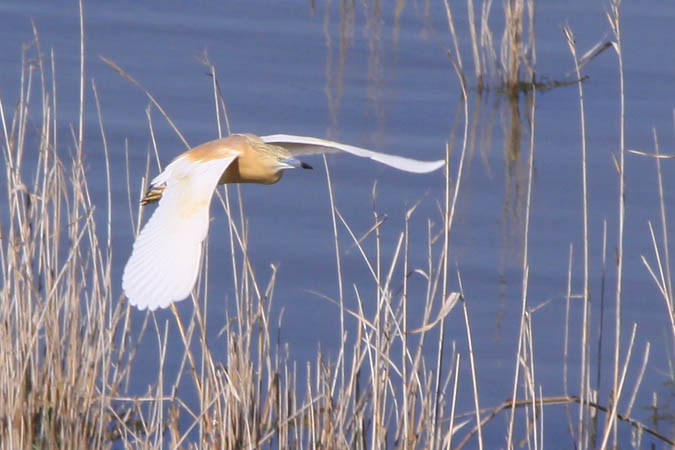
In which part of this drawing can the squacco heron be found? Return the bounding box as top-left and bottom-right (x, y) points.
(123, 133), (444, 310)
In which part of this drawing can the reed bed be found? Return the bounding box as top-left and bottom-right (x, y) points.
(444, 0), (536, 93)
(1, 21), (469, 450)
(1, 0), (674, 448)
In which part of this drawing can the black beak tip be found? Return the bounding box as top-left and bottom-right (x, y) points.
(301, 162), (313, 170)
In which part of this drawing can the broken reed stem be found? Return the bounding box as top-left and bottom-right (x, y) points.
(457, 394), (675, 449)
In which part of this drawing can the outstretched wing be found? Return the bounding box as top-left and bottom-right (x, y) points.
(260, 134), (445, 174)
(122, 154), (238, 310)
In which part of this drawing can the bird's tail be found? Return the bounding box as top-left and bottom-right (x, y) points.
(141, 185), (165, 205)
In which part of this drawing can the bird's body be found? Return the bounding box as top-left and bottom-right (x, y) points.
(123, 133), (444, 311)
(140, 134), (306, 205)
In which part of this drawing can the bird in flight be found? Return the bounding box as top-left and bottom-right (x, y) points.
(122, 133), (445, 311)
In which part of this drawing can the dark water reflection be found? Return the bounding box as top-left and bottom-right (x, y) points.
(2, 0), (674, 446)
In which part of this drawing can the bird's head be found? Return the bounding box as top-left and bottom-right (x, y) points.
(247, 135), (313, 173)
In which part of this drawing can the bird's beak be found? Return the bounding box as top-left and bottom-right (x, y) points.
(280, 157), (313, 170)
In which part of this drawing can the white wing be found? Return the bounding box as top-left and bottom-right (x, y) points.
(122, 155), (237, 310)
(261, 134), (445, 174)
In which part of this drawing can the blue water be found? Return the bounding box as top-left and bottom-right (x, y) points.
(1, 0), (674, 447)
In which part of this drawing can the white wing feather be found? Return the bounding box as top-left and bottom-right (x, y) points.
(260, 134), (445, 174)
(122, 155), (237, 310)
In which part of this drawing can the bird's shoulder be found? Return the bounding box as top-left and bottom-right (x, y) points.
(152, 137), (242, 186)
(181, 135), (248, 163)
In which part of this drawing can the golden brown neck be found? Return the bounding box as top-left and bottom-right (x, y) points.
(219, 145), (284, 185)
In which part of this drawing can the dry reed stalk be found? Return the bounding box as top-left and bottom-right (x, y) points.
(563, 243), (575, 444)
(466, 0), (482, 88)
(607, 1), (626, 447)
(563, 24), (593, 448)
(77, 0), (85, 157)
(506, 72), (537, 450)
(480, 0), (497, 80)
(501, 0), (524, 89)
(600, 324), (637, 449)
(443, 0), (465, 86)
(461, 293), (483, 450)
